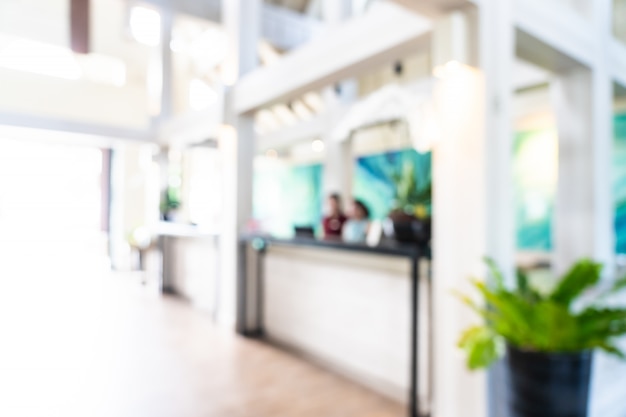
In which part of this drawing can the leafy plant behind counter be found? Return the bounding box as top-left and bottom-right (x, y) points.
(391, 160), (431, 219)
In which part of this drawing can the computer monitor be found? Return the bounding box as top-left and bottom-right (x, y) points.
(294, 226), (315, 238)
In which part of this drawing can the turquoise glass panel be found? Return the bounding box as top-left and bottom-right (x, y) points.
(614, 113), (626, 254)
(253, 162), (323, 237)
(513, 129), (558, 251)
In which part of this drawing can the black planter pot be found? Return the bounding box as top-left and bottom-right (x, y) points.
(506, 345), (593, 417)
(387, 210), (431, 245)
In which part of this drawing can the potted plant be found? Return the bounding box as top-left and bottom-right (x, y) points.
(160, 187), (181, 222)
(457, 258), (626, 417)
(387, 161), (431, 244)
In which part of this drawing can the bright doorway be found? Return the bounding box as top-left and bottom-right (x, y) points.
(0, 138), (108, 274)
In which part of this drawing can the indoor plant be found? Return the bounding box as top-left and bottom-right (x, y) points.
(458, 258), (626, 417)
(388, 161), (431, 244)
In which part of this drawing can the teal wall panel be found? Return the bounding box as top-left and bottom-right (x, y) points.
(253, 162), (323, 237)
(353, 149), (432, 220)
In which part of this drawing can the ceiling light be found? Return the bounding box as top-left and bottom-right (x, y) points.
(130, 6), (161, 47)
(303, 92), (325, 113)
(311, 139), (325, 153)
(259, 41), (281, 66)
(292, 100), (314, 120)
(273, 105), (298, 126)
(256, 109), (281, 132)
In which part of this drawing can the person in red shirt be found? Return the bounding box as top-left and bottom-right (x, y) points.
(322, 193), (347, 238)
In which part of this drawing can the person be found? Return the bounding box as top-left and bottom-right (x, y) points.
(342, 199), (370, 243)
(322, 193), (347, 238)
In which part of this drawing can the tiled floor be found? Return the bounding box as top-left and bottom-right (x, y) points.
(0, 265), (404, 417)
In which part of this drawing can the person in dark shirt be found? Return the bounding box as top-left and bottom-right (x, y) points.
(322, 193), (347, 238)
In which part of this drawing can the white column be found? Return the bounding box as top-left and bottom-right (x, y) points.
(160, 3), (173, 120)
(551, 70), (595, 274)
(219, 0), (261, 325)
(551, 0), (614, 275)
(321, 0), (355, 205)
(431, 2), (515, 417)
(479, 2), (516, 416)
(592, 0), (615, 277)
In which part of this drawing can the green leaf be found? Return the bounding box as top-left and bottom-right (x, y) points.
(550, 259), (603, 306)
(472, 281), (533, 346)
(456, 257), (626, 366)
(516, 268), (529, 294)
(610, 275), (626, 294)
(516, 268), (543, 302)
(597, 343), (626, 359)
(458, 326), (501, 370)
(483, 257), (505, 290)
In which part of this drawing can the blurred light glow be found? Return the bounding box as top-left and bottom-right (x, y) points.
(147, 54), (163, 115)
(0, 37), (81, 80)
(189, 79), (217, 111)
(265, 149), (278, 158)
(219, 124), (237, 145)
(169, 39), (185, 53)
(311, 139), (325, 153)
(433, 60), (466, 79)
(130, 6), (161, 47)
(408, 102), (442, 153)
(190, 29), (229, 72)
(220, 61), (238, 86)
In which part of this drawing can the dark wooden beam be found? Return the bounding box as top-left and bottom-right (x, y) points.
(70, 0), (90, 54)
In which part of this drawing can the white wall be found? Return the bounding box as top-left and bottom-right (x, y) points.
(0, 0), (69, 47)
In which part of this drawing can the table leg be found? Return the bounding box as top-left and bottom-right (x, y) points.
(410, 255), (420, 417)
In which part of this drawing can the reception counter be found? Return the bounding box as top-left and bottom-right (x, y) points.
(238, 236), (432, 417)
(156, 222), (220, 315)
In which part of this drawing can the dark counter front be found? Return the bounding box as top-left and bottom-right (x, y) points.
(237, 235), (432, 417)
(240, 234), (430, 258)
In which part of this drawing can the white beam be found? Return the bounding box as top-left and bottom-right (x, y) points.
(261, 4), (324, 50)
(387, 0), (443, 18)
(144, 0), (323, 51)
(514, 0), (595, 71)
(0, 111), (152, 142)
(233, 2), (431, 114)
(158, 101), (224, 147)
